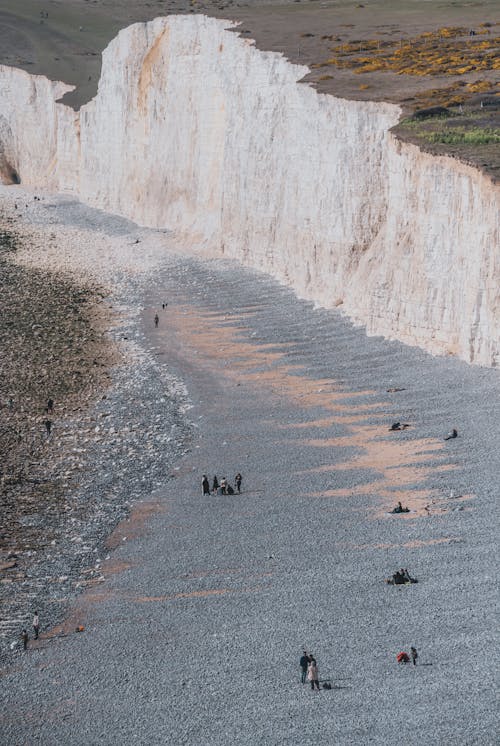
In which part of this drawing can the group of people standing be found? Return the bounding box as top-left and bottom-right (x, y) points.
(153, 302), (168, 328)
(300, 651), (321, 691)
(299, 641), (419, 690)
(202, 473), (242, 496)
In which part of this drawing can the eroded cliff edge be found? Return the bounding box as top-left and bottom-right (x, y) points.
(0, 15), (498, 365)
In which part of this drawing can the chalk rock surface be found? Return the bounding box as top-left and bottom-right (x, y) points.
(0, 15), (498, 365)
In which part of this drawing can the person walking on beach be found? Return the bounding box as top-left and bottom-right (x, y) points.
(44, 420), (52, 438)
(307, 656), (320, 691)
(212, 476), (219, 494)
(410, 646), (418, 666)
(32, 612), (40, 640)
(235, 473), (242, 493)
(154, 313), (159, 328)
(45, 398), (53, 414)
(21, 629), (28, 650)
(300, 650), (310, 684)
(202, 475), (210, 496)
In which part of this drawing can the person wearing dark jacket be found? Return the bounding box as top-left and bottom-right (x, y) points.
(300, 651), (310, 683)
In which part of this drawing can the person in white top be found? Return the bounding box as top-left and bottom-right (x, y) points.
(32, 612), (40, 640)
(307, 657), (320, 691)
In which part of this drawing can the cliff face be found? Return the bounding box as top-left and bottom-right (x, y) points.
(0, 66), (78, 190)
(0, 15), (498, 365)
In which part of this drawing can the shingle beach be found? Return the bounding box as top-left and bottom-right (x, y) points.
(0, 187), (498, 745)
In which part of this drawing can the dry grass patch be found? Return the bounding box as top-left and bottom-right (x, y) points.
(311, 26), (500, 78)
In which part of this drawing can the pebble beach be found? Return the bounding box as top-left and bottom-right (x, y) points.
(0, 185), (498, 744)
(0, 189), (193, 658)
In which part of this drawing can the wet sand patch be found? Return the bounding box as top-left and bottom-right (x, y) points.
(341, 536), (463, 551)
(165, 302), (460, 528)
(105, 497), (170, 550)
(133, 589), (232, 602)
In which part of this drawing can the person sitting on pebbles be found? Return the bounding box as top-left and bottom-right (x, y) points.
(387, 569), (418, 585)
(391, 501), (410, 514)
(390, 570), (406, 585)
(401, 568), (417, 583)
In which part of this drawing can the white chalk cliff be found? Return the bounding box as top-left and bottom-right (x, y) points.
(0, 15), (498, 365)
